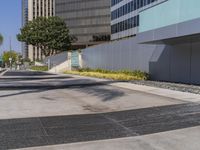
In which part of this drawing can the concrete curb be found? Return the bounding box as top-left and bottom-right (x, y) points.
(0, 69), (7, 76)
(110, 82), (200, 103)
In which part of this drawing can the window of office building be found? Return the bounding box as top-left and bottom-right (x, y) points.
(111, 0), (124, 6)
(111, 0), (158, 20)
(111, 15), (139, 34)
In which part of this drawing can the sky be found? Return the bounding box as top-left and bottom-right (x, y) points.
(0, 0), (21, 54)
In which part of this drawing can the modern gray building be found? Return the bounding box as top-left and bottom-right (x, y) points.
(55, 0), (111, 49)
(81, 0), (200, 84)
(111, 0), (166, 40)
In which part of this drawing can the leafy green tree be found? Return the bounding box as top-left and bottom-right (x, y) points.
(17, 16), (76, 57)
(0, 34), (3, 46)
(2, 51), (18, 66)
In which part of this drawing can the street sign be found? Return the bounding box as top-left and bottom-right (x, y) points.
(71, 51), (79, 67)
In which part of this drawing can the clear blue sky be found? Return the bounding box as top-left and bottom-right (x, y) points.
(0, 0), (21, 54)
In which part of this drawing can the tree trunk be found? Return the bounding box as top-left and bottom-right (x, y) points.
(41, 46), (51, 57)
(51, 49), (55, 56)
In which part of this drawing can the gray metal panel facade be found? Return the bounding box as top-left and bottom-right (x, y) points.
(138, 18), (200, 44)
(82, 37), (155, 72)
(82, 34), (200, 84)
(43, 51), (68, 67)
(191, 42), (200, 84)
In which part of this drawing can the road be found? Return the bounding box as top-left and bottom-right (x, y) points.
(0, 70), (200, 150)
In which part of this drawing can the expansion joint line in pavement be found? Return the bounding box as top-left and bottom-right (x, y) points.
(100, 114), (139, 136)
(37, 118), (49, 137)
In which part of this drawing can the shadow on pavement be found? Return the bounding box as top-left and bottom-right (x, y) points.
(0, 76), (73, 81)
(3, 70), (56, 76)
(73, 86), (125, 101)
(0, 79), (126, 101)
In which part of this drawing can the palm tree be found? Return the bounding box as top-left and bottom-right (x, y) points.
(0, 34), (3, 46)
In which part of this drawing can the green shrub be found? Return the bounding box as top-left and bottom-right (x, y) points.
(78, 67), (92, 72)
(65, 68), (149, 81)
(30, 66), (48, 71)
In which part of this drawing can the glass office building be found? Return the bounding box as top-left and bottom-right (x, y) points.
(111, 0), (166, 40)
(55, 0), (111, 49)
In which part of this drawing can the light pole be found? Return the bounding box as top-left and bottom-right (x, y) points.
(9, 37), (12, 70)
(9, 57), (12, 70)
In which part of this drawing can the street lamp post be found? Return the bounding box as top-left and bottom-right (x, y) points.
(9, 57), (12, 70)
(9, 37), (12, 70)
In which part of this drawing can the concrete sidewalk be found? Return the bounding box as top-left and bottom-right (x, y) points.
(111, 82), (200, 103)
(0, 76), (183, 120)
(1, 71), (198, 120)
(1, 71), (200, 149)
(64, 74), (200, 103)
(20, 126), (200, 150)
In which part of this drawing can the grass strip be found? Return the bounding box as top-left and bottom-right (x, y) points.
(65, 69), (149, 81)
(30, 66), (48, 71)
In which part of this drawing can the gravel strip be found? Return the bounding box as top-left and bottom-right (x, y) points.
(130, 80), (200, 95)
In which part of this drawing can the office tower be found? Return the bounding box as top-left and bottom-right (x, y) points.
(22, 0), (28, 59)
(55, 0), (111, 49)
(22, 0), (55, 61)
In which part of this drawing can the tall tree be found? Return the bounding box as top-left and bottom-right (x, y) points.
(2, 51), (18, 66)
(0, 34), (3, 46)
(17, 17), (76, 57)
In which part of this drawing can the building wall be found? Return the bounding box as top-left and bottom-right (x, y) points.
(82, 37), (156, 72)
(43, 51), (68, 67)
(111, 0), (166, 40)
(140, 0), (200, 33)
(22, 0), (28, 59)
(82, 30), (200, 85)
(23, 0), (55, 61)
(55, 0), (111, 49)
(81, 0), (200, 84)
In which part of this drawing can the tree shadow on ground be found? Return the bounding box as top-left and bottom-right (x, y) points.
(73, 86), (125, 101)
(0, 76), (72, 81)
(0, 79), (126, 101)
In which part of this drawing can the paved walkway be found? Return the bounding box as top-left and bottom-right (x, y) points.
(66, 74), (200, 103)
(21, 126), (200, 150)
(0, 71), (184, 119)
(0, 70), (200, 149)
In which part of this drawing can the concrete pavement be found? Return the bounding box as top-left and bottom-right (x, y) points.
(0, 70), (184, 119)
(20, 126), (200, 150)
(65, 74), (200, 103)
(0, 70), (200, 149)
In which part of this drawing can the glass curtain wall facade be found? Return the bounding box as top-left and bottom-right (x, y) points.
(55, 0), (111, 49)
(111, 0), (166, 40)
